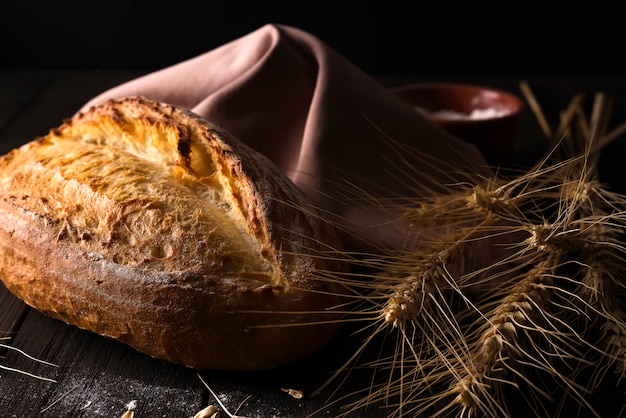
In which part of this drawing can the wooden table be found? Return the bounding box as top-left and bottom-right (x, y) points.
(1, 70), (626, 417)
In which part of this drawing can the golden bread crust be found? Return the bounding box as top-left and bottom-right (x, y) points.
(0, 97), (347, 370)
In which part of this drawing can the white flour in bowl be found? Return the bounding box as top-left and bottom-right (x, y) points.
(416, 107), (509, 120)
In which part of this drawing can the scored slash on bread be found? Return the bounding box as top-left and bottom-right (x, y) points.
(0, 96), (348, 370)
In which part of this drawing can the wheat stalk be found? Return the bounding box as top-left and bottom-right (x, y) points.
(314, 83), (626, 418)
(451, 250), (559, 417)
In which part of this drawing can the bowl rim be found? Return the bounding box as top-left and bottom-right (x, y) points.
(390, 82), (525, 123)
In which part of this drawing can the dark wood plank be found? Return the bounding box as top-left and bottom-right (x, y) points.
(0, 303), (205, 417)
(0, 283), (30, 365)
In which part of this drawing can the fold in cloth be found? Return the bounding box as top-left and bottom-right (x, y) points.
(81, 24), (491, 253)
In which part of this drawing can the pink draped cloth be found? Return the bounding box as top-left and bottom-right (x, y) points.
(80, 24), (490, 252)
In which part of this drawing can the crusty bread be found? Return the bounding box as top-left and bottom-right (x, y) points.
(0, 96), (348, 370)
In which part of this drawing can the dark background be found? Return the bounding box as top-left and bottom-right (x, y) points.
(2, 1), (624, 78)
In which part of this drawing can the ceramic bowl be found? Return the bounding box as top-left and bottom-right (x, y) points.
(391, 82), (525, 166)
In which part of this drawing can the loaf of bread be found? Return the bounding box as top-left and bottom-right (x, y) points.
(0, 97), (348, 370)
